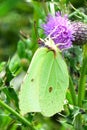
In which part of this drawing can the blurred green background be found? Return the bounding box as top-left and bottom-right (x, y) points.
(0, 0), (34, 61)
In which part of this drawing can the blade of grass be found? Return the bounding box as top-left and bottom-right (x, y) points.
(0, 99), (36, 130)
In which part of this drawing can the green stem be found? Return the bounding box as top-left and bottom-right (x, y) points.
(42, 1), (49, 15)
(69, 77), (77, 105)
(78, 55), (87, 107)
(76, 57), (87, 129)
(76, 48), (87, 130)
(74, 114), (82, 130)
(0, 99), (36, 130)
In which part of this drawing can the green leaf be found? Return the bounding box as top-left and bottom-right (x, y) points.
(9, 54), (22, 76)
(19, 47), (69, 117)
(17, 40), (26, 59)
(0, 62), (6, 72)
(3, 87), (19, 109)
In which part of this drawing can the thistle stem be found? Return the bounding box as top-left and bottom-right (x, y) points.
(0, 99), (36, 130)
(74, 114), (82, 130)
(76, 47), (87, 130)
(69, 76), (77, 105)
(78, 55), (87, 107)
(76, 56), (87, 129)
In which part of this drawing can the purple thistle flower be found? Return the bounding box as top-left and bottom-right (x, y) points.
(42, 12), (74, 50)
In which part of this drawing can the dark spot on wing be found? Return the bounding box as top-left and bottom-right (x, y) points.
(51, 100), (53, 103)
(31, 78), (34, 82)
(22, 80), (24, 84)
(49, 87), (53, 93)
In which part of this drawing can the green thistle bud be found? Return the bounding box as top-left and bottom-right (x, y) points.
(72, 22), (87, 45)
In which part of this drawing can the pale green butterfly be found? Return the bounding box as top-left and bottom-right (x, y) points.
(19, 37), (69, 117)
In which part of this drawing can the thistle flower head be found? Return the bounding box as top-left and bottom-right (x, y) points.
(42, 12), (74, 50)
(72, 22), (87, 45)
